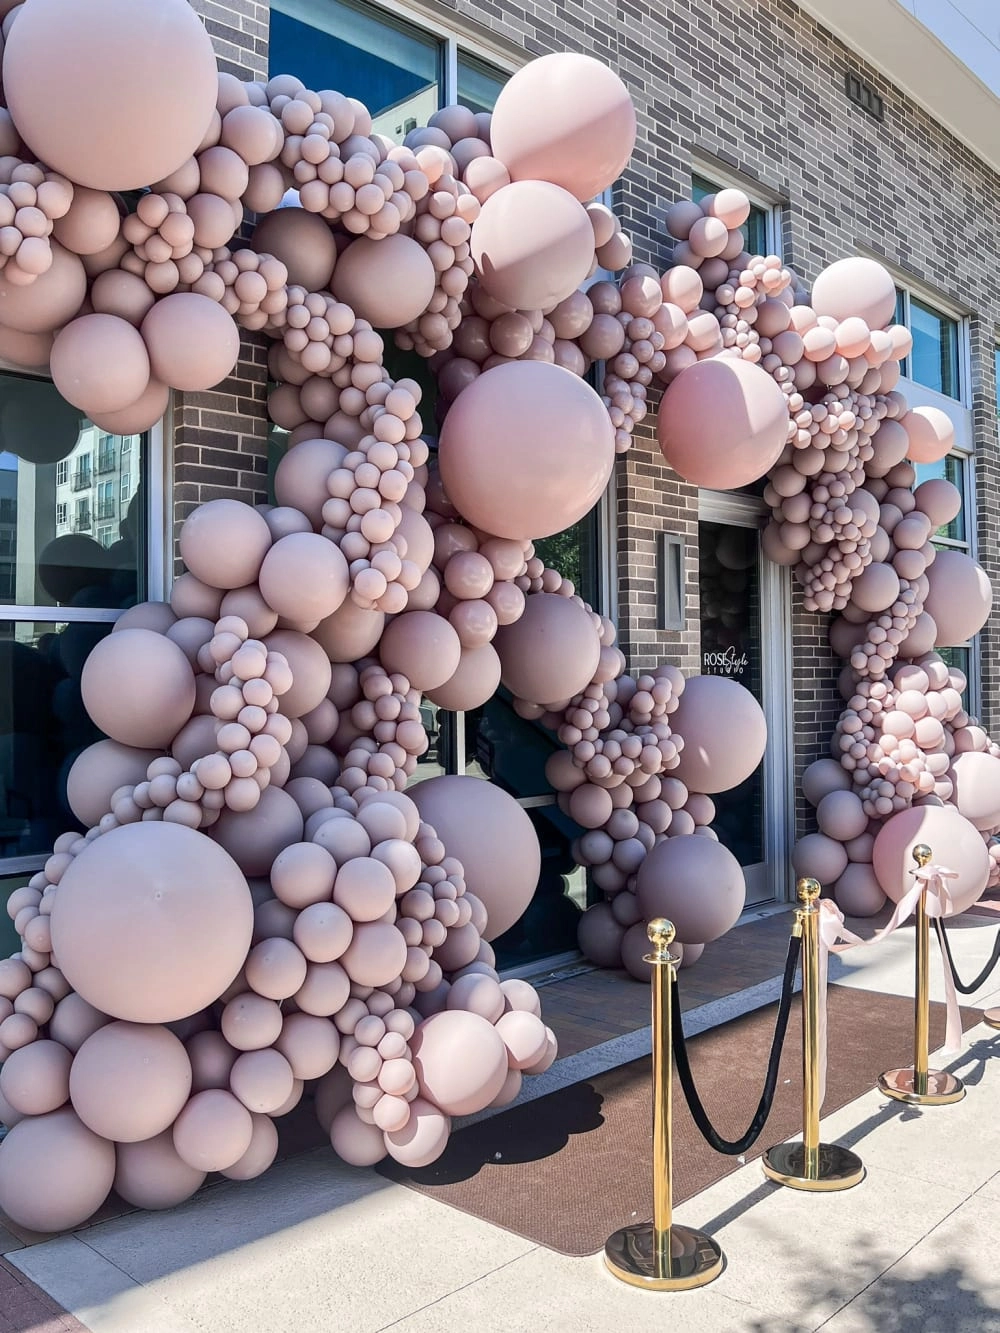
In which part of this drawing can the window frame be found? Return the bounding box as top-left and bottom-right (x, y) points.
(892, 282), (969, 405)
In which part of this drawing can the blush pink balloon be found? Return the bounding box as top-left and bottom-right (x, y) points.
(670, 675), (767, 794)
(949, 751), (1000, 831)
(657, 357), (789, 488)
(494, 592), (601, 705)
(0, 1107), (116, 1232)
(472, 180), (596, 311)
(922, 549), (992, 648)
(438, 361), (614, 541)
(636, 834), (746, 944)
(379, 611), (462, 692)
(810, 257), (897, 330)
(488, 53), (636, 202)
(69, 1021), (192, 1142)
(872, 805), (989, 915)
(141, 293), (241, 392)
(81, 627), (195, 748)
(411, 1010), (509, 1115)
(50, 314), (151, 416)
(333, 234), (435, 329)
(902, 406), (955, 464)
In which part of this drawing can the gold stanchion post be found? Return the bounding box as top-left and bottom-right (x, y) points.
(604, 918), (724, 1291)
(877, 844), (966, 1105)
(762, 878), (865, 1191)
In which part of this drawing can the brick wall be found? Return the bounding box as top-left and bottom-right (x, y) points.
(192, 0), (1000, 840)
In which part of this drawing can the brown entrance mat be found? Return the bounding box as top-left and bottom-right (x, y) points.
(378, 986), (985, 1256)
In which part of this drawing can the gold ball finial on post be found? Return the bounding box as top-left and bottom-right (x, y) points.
(912, 844), (932, 869)
(797, 877), (821, 906)
(646, 917), (676, 964)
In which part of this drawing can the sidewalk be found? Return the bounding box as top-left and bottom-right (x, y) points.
(4, 915), (1000, 1333)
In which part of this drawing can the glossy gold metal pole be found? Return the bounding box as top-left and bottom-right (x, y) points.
(762, 880), (864, 1191)
(604, 918), (724, 1291)
(878, 844), (965, 1105)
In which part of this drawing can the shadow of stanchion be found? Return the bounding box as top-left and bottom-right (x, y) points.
(941, 1033), (1000, 1089)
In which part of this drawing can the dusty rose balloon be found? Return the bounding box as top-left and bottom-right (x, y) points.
(636, 835), (746, 944)
(50, 314), (150, 416)
(489, 53), (636, 202)
(212, 785), (305, 877)
(657, 357), (788, 488)
(898, 611), (938, 659)
(438, 361), (614, 541)
(114, 1129), (206, 1209)
(923, 549), (992, 647)
(670, 675), (766, 794)
(833, 863), (888, 917)
(0, 1106), (116, 1232)
(0, 239), (86, 333)
(65, 739), (162, 827)
(142, 293), (240, 391)
(950, 752), (1000, 831)
(577, 902), (626, 967)
(275, 1011), (340, 1080)
(379, 611), (461, 691)
(53, 187), (122, 257)
(494, 592), (601, 705)
(340, 922), (408, 987)
(251, 207), (338, 292)
(810, 257), (897, 330)
(3, 0), (218, 190)
(229, 1048), (294, 1115)
(221, 1111), (279, 1180)
(816, 789), (868, 842)
(258, 532), (349, 624)
(0, 1040), (71, 1116)
(69, 1021), (192, 1142)
(81, 627), (195, 748)
(88, 379), (170, 436)
(333, 234), (435, 328)
(411, 1009), (509, 1115)
(425, 643), (502, 711)
(49, 994), (110, 1054)
(791, 832), (849, 885)
(172, 1088), (254, 1172)
(913, 478), (962, 529)
(472, 180), (596, 311)
(384, 1095), (451, 1168)
(902, 406), (954, 464)
(410, 776), (541, 941)
(0, 323), (55, 370)
(274, 438), (348, 529)
(179, 499), (273, 591)
(330, 1104), (387, 1166)
(51, 822), (253, 1023)
(802, 757), (852, 807)
(873, 805), (989, 915)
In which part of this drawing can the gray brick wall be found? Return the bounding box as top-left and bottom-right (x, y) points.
(191, 0), (1000, 839)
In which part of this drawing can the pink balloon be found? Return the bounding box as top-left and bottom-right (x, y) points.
(411, 1010), (509, 1115)
(471, 180), (596, 311)
(922, 550), (992, 647)
(873, 805), (989, 915)
(902, 407), (955, 464)
(657, 357), (789, 488)
(810, 257), (897, 330)
(636, 834), (746, 944)
(50, 314), (150, 416)
(0, 1107), (116, 1232)
(670, 675), (767, 794)
(494, 592), (601, 705)
(81, 627), (195, 748)
(333, 234), (435, 329)
(438, 362), (614, 541)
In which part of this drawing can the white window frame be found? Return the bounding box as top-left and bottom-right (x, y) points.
(690, 155), (784, 260)
(893, 281), (969, 408)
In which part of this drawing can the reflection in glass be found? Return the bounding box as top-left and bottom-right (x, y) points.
(909, 297), (959, 400)
(0, 872), (29, 956)
(532, 510), (600, 610)
(490, 805), (586, 970)
(915, 454), (966, 543)
(692, 175), (768, 257)
(412, 698), (448, 784)
(457, 52), (506, 113)
(0, 374), (145, 609)
(0, 620), (112, 858)
(270, 0), (441, 139)
(698, 521), (764, 866)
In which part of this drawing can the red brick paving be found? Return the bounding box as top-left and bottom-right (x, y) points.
(0, 1258), (89, 1333)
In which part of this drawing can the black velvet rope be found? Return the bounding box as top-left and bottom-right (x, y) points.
(670, 932), (801, 1156)
(934, 917), (1000, 996)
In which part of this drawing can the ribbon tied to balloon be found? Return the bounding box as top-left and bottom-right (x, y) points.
(814, 863), (962, 1106)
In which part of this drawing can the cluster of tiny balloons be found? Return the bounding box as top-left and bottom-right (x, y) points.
(0, 0), (998, 1236)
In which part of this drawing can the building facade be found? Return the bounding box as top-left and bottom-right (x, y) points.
(1, 0), (998, 974)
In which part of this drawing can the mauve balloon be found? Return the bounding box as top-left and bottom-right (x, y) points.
(670, 675), (767, 795)
(0, 1106), (116, 1232)
(494, 592), (601, 705)
(873, 805), (989, 915)
(251, 207), (338, 292)
(81, 627), (195, 749)
(472, 180), (595, 311)
(636, 834), (746, 945)
(811, 257), (897, 330)
(113, 1129), (206, 1210)
(69, 1021), (192, 1142)
(411, 1010), (509, 1116)
(922, 549), (992, 647)
(438, 361), (613, 541)
(50, 314), (150, 416)
(901, 406), (954, 464)
(4, 0), (219, 191)
(141, 292), (240, 392)
(333, 234), (435, 329)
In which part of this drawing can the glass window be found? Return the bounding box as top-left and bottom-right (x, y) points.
(914, 453), (967, 545)
(692, 174), (771, 258)
(55, 459), (67, 485)
(532, 512), (601, 609)
(894, 287), (961, 400)
(457, 51), (506, 113)
(270, 0), (441, 139)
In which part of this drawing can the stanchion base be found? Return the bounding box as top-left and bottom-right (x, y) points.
(984, 1008), (1000, 1031)
(604, 1222), (724, 1291)
(761, 1141), (865, 1192)
(877, 1067), (965, 1105)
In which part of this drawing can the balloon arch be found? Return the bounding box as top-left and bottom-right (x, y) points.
(0, 0), (995, 1232)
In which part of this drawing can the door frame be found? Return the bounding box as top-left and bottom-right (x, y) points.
(698, 490), (794, 905)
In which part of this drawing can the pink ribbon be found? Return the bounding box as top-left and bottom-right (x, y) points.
(814, 864), (962, 1106)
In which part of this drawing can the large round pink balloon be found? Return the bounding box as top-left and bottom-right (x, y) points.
(0, 1107), (116, 1232)
(872, 805), (989, 915)
(141, 293), (241, 392)
(333, 235), (436, 329)
(410, 775), (541, 941)
(50, 822), (254, 1022)
(670, 675), (767, 794)
(902, 407), (954, 464)
(411, 1010), (509, 1115)
(488, 53), (636, 202)
(438, 362), (614, 540)
(949, 752), (1000, 832)
(922, 549), (992, 647)
(50, 315), (151, 417)
(69, 1021), (192, 1142)
(80, 627), (195, 748)
(471, 181), (596, 311)
(3, 0), (219, 191)
(113, 1129), (206, 1210)
(810, 257), (897, 330)
(179, 499), (273, 591)
(657, 357), (789, 488)
(636, 834), (746, 944)
(494, 592), (601, 704)
(65, 739), (162, 827)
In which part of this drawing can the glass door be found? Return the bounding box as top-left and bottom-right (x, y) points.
(698, 494), (792, 905)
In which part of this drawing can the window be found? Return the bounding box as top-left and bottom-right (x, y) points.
(97, 480), (115, 520)
(893, 286), (962, 401)
(0, 371), (150, 872)
(692, 172), (778, 259)
(120, 472), (131, 506)
(97, 435), (116, 474)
